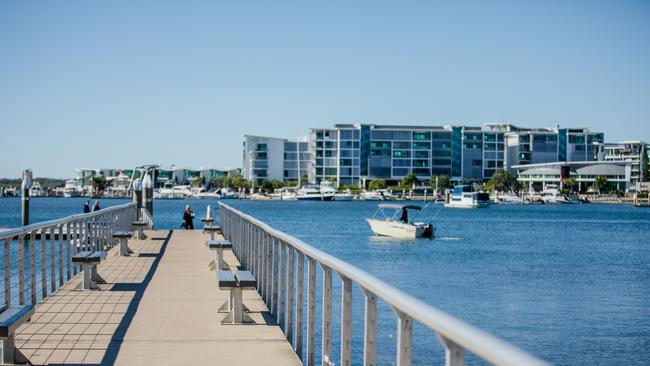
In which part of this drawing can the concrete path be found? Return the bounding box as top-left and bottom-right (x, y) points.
(15, 230), (302, 366)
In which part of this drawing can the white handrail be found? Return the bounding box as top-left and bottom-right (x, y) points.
(220, 202), (549, 366)
(0, 203), (137, 240)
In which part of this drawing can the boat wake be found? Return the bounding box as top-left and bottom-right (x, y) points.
(434, 236), (463, 241)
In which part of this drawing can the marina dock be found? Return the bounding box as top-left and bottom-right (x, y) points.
(13, 229), (301, 365)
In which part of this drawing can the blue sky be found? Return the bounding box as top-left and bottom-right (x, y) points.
(1, 0), (648, 178)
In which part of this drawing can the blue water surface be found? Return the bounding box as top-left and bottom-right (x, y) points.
(1, 197), (648, 365)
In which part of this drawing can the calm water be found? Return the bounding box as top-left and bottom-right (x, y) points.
(1, 197), (649, 365)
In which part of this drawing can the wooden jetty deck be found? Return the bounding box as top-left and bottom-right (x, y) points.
(14, 230), (302, 365)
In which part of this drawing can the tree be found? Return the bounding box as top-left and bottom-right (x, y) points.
(594, 176), (608, 194)
(563, 177), (578, 193)
(211, 176), (230, 188)
(271, 180), (285, 190)
(400, 173), (418, 188)
(368, 179), (386, 191)
(260, 179), (274, 193)
(485, 170), (518, 192)
(191, 177), (204, 187)
(229, 174), (248, 189)
(300, 173), (309, 185)
(430, 175), (451, 191)
(91, 176), (107, 193)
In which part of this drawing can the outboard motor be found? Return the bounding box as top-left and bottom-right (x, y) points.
(422, 224), (434, 238)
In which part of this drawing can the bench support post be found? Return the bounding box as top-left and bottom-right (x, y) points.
(222, 287), (253, 324)
(1, 333), (15, 364)
(119, 238), (133, 256)
(82, 263), (93, 290)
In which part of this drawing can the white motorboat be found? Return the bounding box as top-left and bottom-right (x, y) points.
(296, 184), (334, 201)
(540, 184), (571, 204)
(497, 192), (524, 204)
(63, 179), (82, 198)
(366, 203), (434, 239)
(444, 185), (489, 208)
(334, 189), (354, 201)
(195, 188), (221, 199)
(155, 182), (189, 199)
(360, 190), (389, 201)
(29, 182), (46, 197)
(219, 187), (240, 199)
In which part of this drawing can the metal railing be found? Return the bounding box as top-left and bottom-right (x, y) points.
(1, 203), (138, 307)
(139, 207), (154, 229)
(219, 203), (549, 366)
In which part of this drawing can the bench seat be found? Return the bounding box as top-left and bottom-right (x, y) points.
(0, 305), (34, 338)
(112, 231), (134, 238)
(218, 270), (257, 324)
(235, 270), (256, 288)
(218, 270), (236, 289)
(202, 225), (221, 232)
(208, 239), (232, 250)
(72, 251), (107, 263)
(1, 304), (35, 363)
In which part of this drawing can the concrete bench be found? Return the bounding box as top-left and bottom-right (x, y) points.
(0, 304), (34, 364)
(113, 231), (134, 256)
(202, 225), (221, 241)
(218, 270), (256, 324)
(72, 251), (107, 290)
(132, 220), (148, 240)
(208, 239), (232, 271)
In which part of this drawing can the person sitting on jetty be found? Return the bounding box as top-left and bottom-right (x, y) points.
(92, 200), (100, 211)
(83, 200), (90, 213)
(181, 205), (195, 229)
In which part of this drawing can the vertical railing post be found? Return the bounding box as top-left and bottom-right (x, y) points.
(66, 221), (72, 281)
(287, 246), (295, 344)
(279, 241), (286, 332)
(29, 232), (36, 305)
(394, 309), (413, 366)
(307, 257), (316, 366)
(5, 238), (11, 306)
(439, 336), (465, 366)
(40, 228), (47, 299)
(50, 227), (56, 293)
(58, 224), (64, 287)
(362, 289), (377, 366)
(322, 266), (332, 366)
(296, 252), (304, 360)
(18, 236), (25, 304)
(340, 276), (352, 366)
(272, 238), (279, 317)
(265, 232), (272, 306)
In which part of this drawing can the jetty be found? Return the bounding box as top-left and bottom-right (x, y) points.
(0, 200), (549, 365)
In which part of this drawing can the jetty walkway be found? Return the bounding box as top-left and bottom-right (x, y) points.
(1, 201), (549, 366)
(13, 229), (301, 365)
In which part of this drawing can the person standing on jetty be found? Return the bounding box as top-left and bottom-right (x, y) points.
(92, 200), (100, 211)
(181, 205), (195, 229)
(83, 200), (90, 213)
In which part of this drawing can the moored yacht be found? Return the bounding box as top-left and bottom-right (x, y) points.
(29, 181), (46, 197)
(296, 184), (334, 201)
(63, 179), (82, 198)
(540, 184), (571, 204)
(334, 189), (354, 201)
(444, 185), (489, 208)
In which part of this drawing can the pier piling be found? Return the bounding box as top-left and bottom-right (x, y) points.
(21, 169), (32, 226)
(143, 173), (153, 215)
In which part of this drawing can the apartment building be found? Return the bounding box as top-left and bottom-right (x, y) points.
(242, 135), (310, 184)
